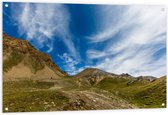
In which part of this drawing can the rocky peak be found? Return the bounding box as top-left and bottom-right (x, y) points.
(74, 68), (118, 85)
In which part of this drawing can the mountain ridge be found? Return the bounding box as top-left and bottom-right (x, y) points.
(74, 67), (158, 86)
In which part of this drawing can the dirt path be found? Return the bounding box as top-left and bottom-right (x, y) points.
(59, 89), (137, 110)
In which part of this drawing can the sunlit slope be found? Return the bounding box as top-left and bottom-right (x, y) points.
(97, 76), (166, 108)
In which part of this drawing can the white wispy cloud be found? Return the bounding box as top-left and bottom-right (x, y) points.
(12, 3), (78, 57)
(58, 53), (92, 75)
(58, 53), (79, 75)
(87, 5), (166, 77)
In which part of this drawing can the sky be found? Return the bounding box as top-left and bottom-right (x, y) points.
(3, 2), (167, 77)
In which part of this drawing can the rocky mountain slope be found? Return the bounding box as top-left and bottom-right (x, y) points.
(74, 68), (118, 85)
(3, 33), (67, 80)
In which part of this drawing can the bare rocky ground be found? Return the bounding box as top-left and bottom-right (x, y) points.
(50, 88), (137, 111)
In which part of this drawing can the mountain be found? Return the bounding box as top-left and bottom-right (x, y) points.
(74, 68), (160, 90)
(74, 68), (118, 85)
(126, 76), (157, 85)
(75, 68), (118, 78)
(2, 33), (166, 112)
(3, 33), (67, 80)
(96, 75), (166, 108)
(74, 68), (166, 108)
(74, 68), (135, 85)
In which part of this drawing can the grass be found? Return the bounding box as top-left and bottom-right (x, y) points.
(3, 80), (69, 112)
(3, 76), (166, 112)
(3, 90), (69, 112)
(132, 77), (166, 108)
(97, 76), (166, 108)
(3, 77), (91, 112)
(3, 80), (55, 91)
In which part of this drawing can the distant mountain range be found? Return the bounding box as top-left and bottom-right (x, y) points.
(73, 67), (159, 88)
(3, 33), (166, 112)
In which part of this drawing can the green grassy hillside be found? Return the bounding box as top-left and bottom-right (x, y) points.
(97, 76), (166, 108)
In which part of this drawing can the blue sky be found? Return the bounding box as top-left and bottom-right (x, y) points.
(3, 2), (167, 77)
